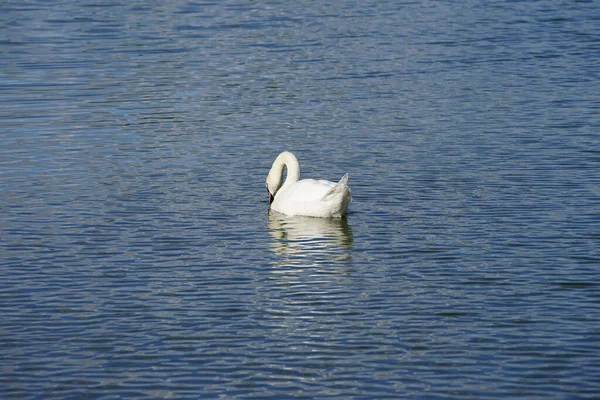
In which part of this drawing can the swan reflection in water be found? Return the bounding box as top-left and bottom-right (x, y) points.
(263, 213), (354, 338)
(267, 211), (353, 266)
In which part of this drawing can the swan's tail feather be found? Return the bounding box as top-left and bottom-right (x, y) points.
(322, 173), (349, 200)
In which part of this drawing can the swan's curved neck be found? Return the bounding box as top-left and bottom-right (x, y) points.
(275, 151), (300, 187)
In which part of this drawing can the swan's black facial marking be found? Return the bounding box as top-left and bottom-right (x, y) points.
(267, 183), (274, 204)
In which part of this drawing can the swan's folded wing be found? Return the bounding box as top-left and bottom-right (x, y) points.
(278, 179), (333, 203)
(272, 176), (351, 217)
(322, 174), (349, 200)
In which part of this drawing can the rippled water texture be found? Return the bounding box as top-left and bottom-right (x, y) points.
(1, 0), (599, 398)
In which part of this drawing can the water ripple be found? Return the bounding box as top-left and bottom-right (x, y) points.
(2, 0), (600, 398)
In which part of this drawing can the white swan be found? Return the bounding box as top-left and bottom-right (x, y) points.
(266, 151), (351, 218)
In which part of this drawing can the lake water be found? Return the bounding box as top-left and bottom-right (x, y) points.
(1, 0), (599, 398)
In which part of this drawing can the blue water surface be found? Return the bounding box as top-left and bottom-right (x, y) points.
(1, 0), (599, 398)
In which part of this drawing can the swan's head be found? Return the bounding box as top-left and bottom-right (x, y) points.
(267, 151), (299, 204)
(266, 168), (284, 204)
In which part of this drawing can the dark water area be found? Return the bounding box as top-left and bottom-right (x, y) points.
(1, 0), (599, 398)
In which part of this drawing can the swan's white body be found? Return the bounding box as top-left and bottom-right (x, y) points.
(266, 151), (351, 218)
